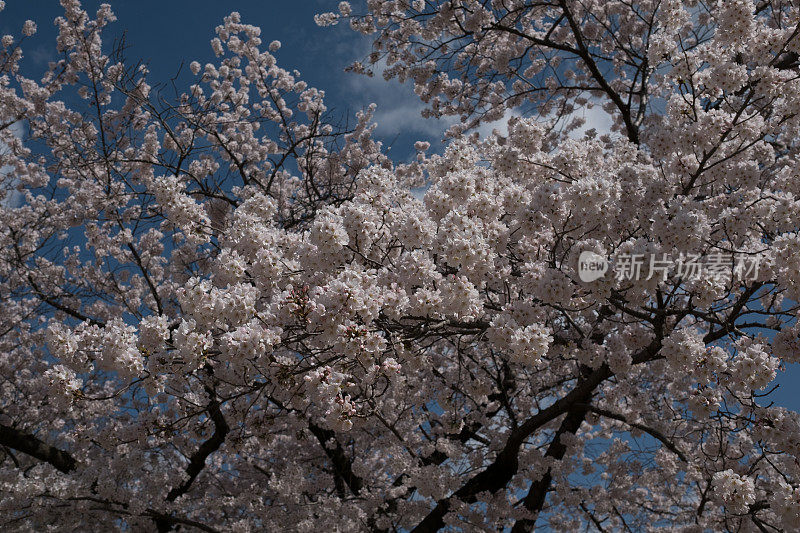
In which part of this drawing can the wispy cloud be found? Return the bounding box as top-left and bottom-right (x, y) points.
(473, 107), (524, 139)
(334, 36), (615, 157)
(342, 56), (457, 153)
(566, 103), (614, 139)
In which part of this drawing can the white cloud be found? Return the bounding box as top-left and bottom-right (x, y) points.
(372, 101), (458, 138)
(341, 47), (615, 152)
(568, 103), (614, 139)
(470, 101), (614, 142)
(473, 107), (524, 139)
(345, 57), (457, 142)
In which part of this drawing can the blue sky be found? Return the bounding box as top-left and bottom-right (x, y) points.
(0, 0), (463, 161)
(0, 1), (614, 155)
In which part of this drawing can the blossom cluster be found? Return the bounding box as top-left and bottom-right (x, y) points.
(1, 1), (800, 532)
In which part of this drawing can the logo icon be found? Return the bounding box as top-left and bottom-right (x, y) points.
(578, 251), (608, 282)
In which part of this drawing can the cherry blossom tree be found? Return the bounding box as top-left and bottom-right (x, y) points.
(2, 0), (800, 531)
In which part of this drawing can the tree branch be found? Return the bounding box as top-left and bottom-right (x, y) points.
(308, 420), (364, 497)
(581, 405), (688, 462)
(165, 384), (229, 502)
(0, 423), (77, 474)
(408, 336), (663, 532)
(510, 403), (590, 532)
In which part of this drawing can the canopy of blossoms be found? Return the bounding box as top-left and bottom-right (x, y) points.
(2, 0), (800, 531)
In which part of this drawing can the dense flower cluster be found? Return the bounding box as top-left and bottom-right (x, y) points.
(1, 1), (800, 531)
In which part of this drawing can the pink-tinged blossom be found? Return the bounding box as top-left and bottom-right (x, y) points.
(21, 20), (36, 36)
(712, 470), (756, 514)
(2, 1), (800, 531)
